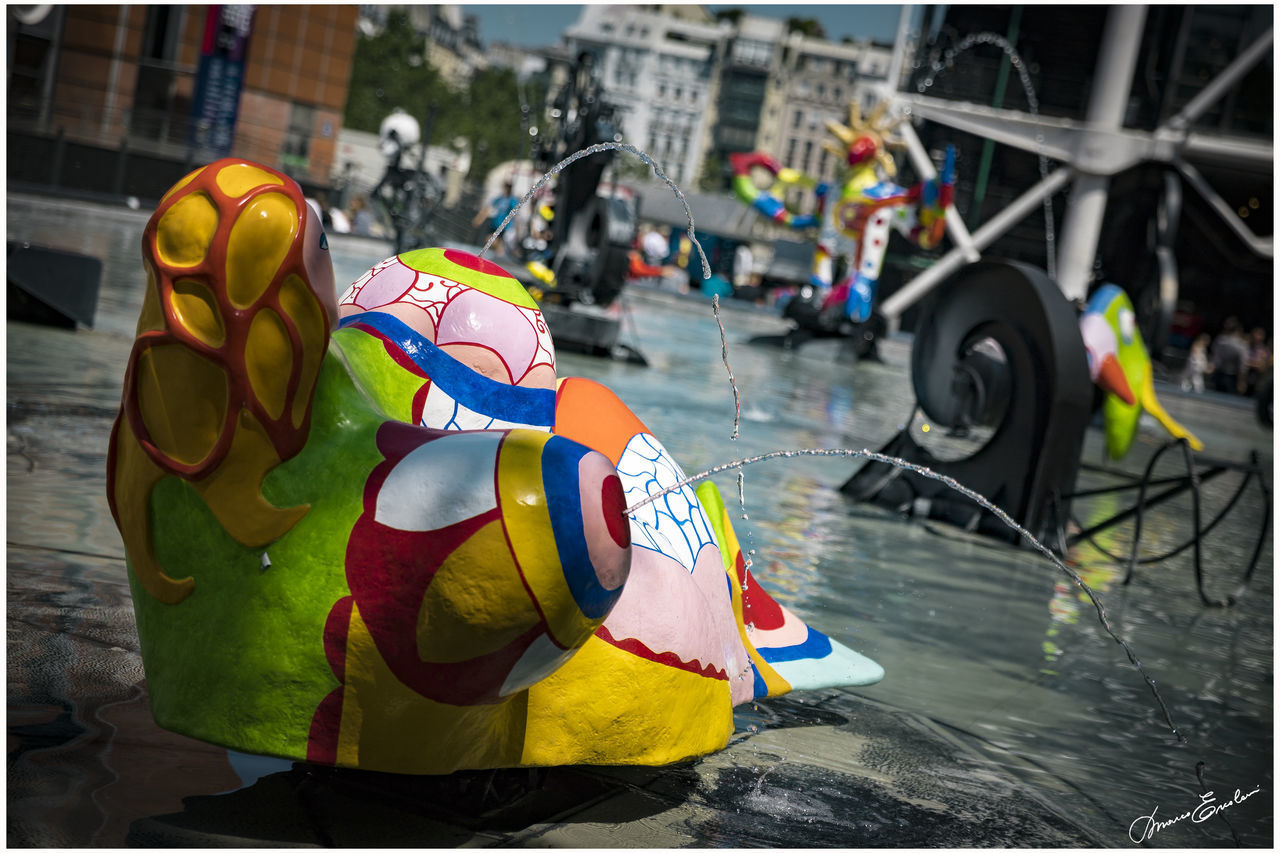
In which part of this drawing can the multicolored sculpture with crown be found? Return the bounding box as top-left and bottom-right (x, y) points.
(730, 101), (955, 324)
(106, 158), (883, 774)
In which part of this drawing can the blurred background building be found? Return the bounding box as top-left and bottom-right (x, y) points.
(897, 4), (1272, 346)
(9, 5), (358, 198)
(6, 4), (1272, 355)
(564, 5), (723, 188)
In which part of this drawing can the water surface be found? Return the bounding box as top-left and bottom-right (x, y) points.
(8, 195), (1271, 847)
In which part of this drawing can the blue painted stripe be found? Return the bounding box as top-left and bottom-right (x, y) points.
(339, 311), (555, 427)
(751, 662), (769, 698)
(755, 624), (833, 664)
(540, 436), (615, 619)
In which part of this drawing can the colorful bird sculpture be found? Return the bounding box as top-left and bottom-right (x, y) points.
(1079, 283), (1203, 459)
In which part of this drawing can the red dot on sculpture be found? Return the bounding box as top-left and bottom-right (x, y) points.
(601, 474), (631, 549)
(444, 248), (513, 279)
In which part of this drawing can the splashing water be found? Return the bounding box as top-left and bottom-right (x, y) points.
(512, 135), (1183, 748)
(712, 295), (742, 441)
(915, 31), (1057, 280)
(479, 141), (712, 281)
(625, 446), (1184, 744)
(712, 293), (755, 573)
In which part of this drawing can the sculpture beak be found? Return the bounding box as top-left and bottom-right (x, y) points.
(1097, 354), (1135, 406)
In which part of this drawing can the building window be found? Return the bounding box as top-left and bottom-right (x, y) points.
(786, 138), (798, 169)
(792, 109), (802, 129)
(131, 5), (188, 142)
(281, 103), (315, 175)
(8, 7), (59, 123)
(802, 140), (813, 172)
(674, 86), (683, 101)
(658, 82), (667, 98)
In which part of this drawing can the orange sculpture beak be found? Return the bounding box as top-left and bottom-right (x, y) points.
(1096, 354), (1135, 406)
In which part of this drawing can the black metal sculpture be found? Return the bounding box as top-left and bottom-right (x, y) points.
(530, 52), (633, 308)
(371, 108), (444, 254)
(842, 260), (1093, 543)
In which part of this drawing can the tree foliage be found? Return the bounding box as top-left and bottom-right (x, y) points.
(343, 10), (530, 180)
(714, 8), (744, 26)
(785, 17), (827, 39)
(697, 150), (727, 192)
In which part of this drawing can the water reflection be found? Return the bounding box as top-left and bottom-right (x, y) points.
(7, 194), (1272, 847)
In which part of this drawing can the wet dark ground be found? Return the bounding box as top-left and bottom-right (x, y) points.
(8, 194), (1273, 847)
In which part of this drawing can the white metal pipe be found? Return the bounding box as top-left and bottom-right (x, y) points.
(1054, 175), (1112, 300)
(880, 166), (1075, 323)
(1174, 158), (1274, 258)
(1084, 6), (1148, 125)
(1054, 5), (1147, 301)
(1165, 29), (1274, 132)
(884, 5), (915, 96)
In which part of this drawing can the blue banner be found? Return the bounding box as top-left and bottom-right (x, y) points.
(189, 5), (255, 157)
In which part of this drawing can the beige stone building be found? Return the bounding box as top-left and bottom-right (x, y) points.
(772, 35), (893, 213)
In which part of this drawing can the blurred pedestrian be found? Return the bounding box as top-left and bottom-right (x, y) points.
(1181, 333), (1209, 393)
(350, 196), (375, 237)
(733, 242), (754, 291)
(641, 226), (670, 265)
(472, 182), (520, 256)
(1243, 327), (1271, 396)
(1210, 317), (1247, 394)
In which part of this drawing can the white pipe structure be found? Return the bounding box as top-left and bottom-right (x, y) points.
(1165, 29), (1274, 132)
(1054, 5), (1148, 302)
(880, 8), (1271, 321)
(883, 5), (915, 98)
(879, 166), (1075, 325)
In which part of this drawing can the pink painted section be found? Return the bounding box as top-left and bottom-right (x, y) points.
(577, 453), (630, 592)
(689, 546), (755, 705)
(436, 289), (537, 382)
(301, 205), (338, 328)
(350, 259), (417, 309)
(600, 543), (750, 692)
(1079, 312), (1115, 381)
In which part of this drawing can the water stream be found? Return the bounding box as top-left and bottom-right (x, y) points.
(7, 193), (1271, 847)
(915, 31), (1059, 280)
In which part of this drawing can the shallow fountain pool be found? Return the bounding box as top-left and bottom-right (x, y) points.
(7, 194), (1272, 847)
